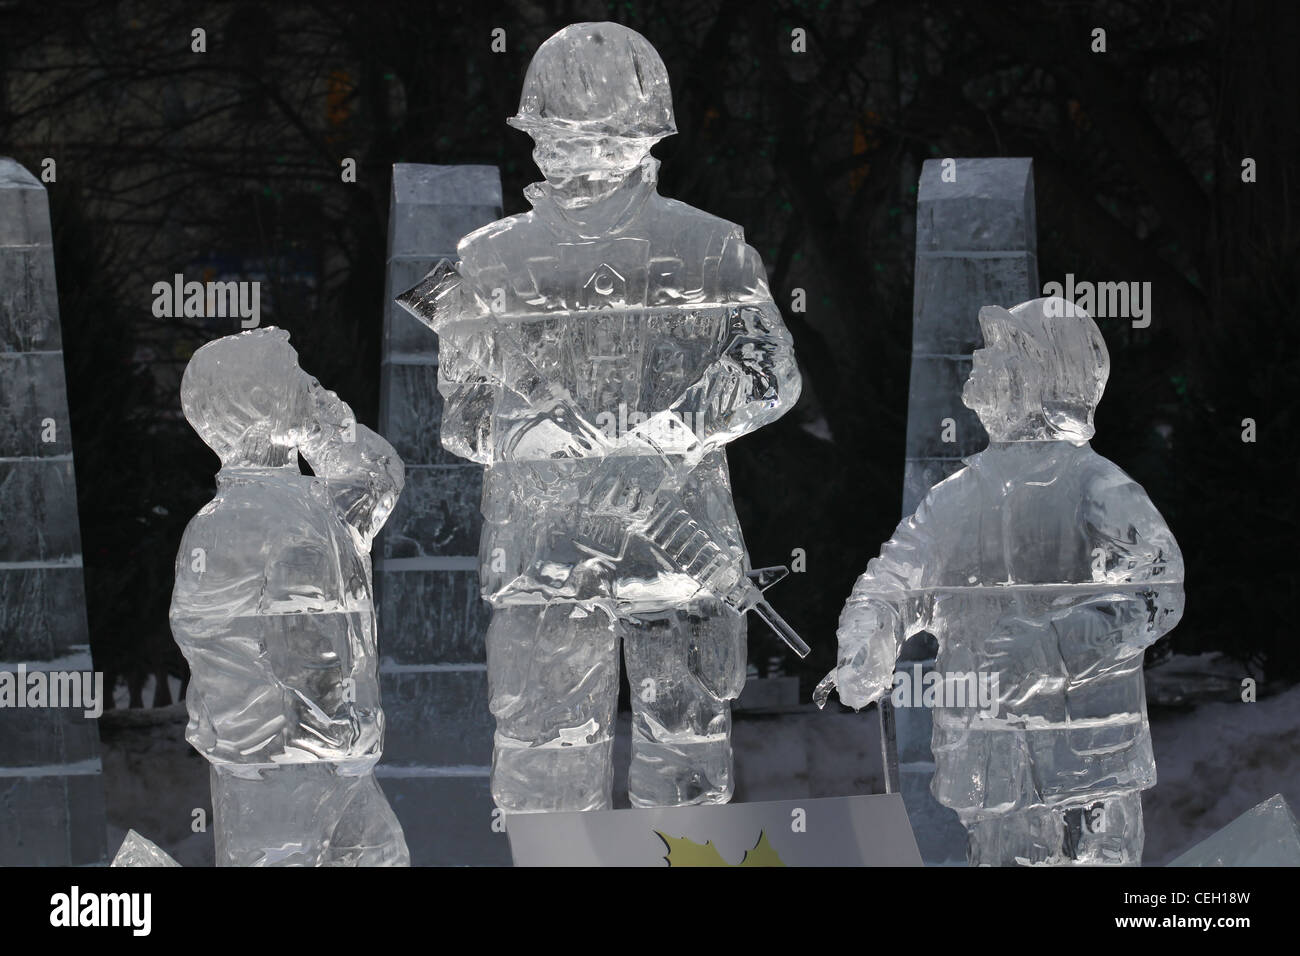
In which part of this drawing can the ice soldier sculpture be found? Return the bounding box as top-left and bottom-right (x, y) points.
(398, 22), (804, 812)
(818, 298), (1183, 865)
(170, 328), (409, 866)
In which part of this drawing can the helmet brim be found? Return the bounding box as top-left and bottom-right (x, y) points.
(506, 113), (676, 140)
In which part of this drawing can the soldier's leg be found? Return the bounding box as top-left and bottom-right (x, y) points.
(623, 597), (746, 808)
(211, 763), (355, 866)
(963, 806), (1066, 867)
(486, 600), (621, 812)
(1057, 791), (1145, 865)
(323, 771), (411, 867)
(965, 792), (1144, 865)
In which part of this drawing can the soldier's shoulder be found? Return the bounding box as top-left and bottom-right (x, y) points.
(917, 464), (976, 513)
(647, 195), (745, 243)
(930, 460), (976, 493)
(1076, 447), (1143, 495)
(645, 197), (768, 297)
(180, 482), (303, 539)
(177, 496), (223, 540)
(456, 212), (541, 267)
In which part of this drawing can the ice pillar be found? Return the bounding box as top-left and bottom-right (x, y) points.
(893, 157), (1039, 864)
(375, 165), (509, 865)
(0, 158), (107, 865)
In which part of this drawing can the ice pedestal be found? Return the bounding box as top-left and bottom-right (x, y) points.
(1169, 794), (1300, 867)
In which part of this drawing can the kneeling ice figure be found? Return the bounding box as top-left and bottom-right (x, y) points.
(170, 328), (409, 866)
(398, 22), (804, 812)
(819, 297), (1184, 866)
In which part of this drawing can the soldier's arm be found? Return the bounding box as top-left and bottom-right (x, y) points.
(1053, 467), (1185, 675)
(439, 328), (501, 464)
(397, 259), (501, 464)
(297, 388), (404, 548)
(842, 488), (947, 643)
(827, 485), (953, 708)
(665, 236), (801, 452)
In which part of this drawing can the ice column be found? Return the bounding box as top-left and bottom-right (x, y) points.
(894, 157), (1038, 864)
(375, 165), (509, 865)
(0, 158), (108, 865)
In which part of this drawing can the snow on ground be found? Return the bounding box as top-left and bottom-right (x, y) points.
(1143, 682), (1300, 865)
(99, 662), (1299, 866)
(100, 703), (214, 867)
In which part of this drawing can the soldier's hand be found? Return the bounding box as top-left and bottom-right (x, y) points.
(831, 632), (897, 710)
(820, 599), (902, 710)
(501, 404), (605, 464)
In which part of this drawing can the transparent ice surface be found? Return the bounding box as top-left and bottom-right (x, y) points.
(170, 328), (409, 866)
(110, 830), (180, 867)
(210, 764), (407, 867)
(1169, 794), (1300, 867)
(820, 298), (1184, 865)
(397, 22), (802, 812)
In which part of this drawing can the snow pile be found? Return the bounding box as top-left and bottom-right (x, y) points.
(1144, 682), (1300, 865)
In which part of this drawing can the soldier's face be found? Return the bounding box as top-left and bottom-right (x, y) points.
(963, 320), (1032, 439)
(531, 131), (653, 184)
(230, 337), (312, 455)
(964, 343), (998, 410)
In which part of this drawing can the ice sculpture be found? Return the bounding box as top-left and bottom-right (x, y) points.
(170, 328), (409, 866)
(818, 297), (1184, 865)
(397, 22), (803, 812)
(1169, 794), (1300, 867)
(111, 830), (180, 867)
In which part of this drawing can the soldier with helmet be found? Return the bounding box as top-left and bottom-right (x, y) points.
(400, 22), (802, 813)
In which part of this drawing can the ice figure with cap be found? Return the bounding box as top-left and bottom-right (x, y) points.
(398, 22), (803, 812)
(170, 328), (409, 865)
(819, 297), (1184, 865)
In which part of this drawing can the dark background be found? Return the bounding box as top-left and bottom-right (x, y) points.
(1, 0), (1295, 706)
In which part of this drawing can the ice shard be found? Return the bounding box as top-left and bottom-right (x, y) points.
(397, 22), (803, 813)
(111, 829), (180, 867)
(820, 297), (1184, 865)
(1169, 794), (1300, 867)
(170, 328), (409, 865)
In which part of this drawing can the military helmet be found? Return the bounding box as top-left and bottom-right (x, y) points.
(508, 22), (676, 140)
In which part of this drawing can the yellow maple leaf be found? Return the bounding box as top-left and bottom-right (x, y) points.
(656, 829), (786, 867)
(735, 830), (785, 867)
